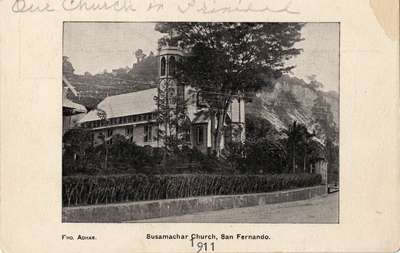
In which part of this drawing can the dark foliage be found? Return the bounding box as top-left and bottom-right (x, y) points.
(164, 146), (235, 174)
(63, 132), (162, 176)
(227, 115), (327, 175)
(63, 128), (98, 175)
(63, 131), (231, 176)
(63, 173), (321, 206)
(245, 114), (276, 141)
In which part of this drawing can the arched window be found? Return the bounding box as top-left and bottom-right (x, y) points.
(168, 56), (176, 76)
(160, 57), (166, 76)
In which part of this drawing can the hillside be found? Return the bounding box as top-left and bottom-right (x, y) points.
(65, 56), (339, 145)
(65, 74), (156, 110)
(247, 75), (339, 144)
(64, 52), (158, 110)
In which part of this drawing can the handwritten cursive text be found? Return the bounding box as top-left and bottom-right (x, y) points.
(10, 0), (300, 14)
(178, 0), (300, 14)
(12, 0), (54, 12)
(62, 0), (136, 12)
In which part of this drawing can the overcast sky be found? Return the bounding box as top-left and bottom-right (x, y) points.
(63, 22), (339, 92)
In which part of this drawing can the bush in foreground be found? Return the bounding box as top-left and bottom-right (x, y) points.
(63, 173), (321, 207)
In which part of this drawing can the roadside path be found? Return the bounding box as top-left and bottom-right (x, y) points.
(131, 192), (339, 223)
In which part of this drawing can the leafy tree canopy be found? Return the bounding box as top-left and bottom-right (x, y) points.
(155, 22), (304, 155)
(156, 22), (304, 96)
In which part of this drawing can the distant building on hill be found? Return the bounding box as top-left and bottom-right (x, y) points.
(78, 46), (245, 152)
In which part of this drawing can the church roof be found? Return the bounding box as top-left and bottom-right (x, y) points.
(79, 88), (158, 123)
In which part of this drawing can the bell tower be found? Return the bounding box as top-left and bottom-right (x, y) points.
(158, 46), (184, 107)
(156, 45), (187, 143)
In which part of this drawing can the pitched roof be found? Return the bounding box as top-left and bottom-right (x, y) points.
(63, 97), (87, 113)
(79, 88), (157, 123)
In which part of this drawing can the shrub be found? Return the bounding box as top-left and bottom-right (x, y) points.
(62, 173), (321, 207)
(160, 147), (233, 174)
(227, 139), (287, 174)
(63, 136), (164, 176)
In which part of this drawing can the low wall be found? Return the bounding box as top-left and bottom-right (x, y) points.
(62, 185), (327, 223)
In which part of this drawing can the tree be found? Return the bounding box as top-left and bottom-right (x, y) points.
(283, 121), (323, 173)
(131, 51), (158, 81)
(62, 128), (93, 174)
(307, 74), (324, 90)
(96, 109), (110, 170)
(227, 114), (287, 174)
(246, 137), (287, 174)
(301, 127), (316, 172)
(63, 56), (75, 77)
(312, 93), (337, 142)
(134, 49), (146, 63)
(307, 138), (326, 173)
(228, 135), (287, 174)
(245, 114), (275, 142)
(155, 22), (304, 156)
(284, 121), (302, 173)
(311, 91), (339, 180)
(63, 128), (92, 160)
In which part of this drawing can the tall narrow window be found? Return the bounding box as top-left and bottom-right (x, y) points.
(196, 126), (204, 145)
(168, 56), (176, 76)
(126, 127), (133, 135)
(185, 128), (191, 142)
(160, 57), (166, 76)
(107, 129), (113, 137)
(197, 91), (207, 107)
(144, 125), (153, 142)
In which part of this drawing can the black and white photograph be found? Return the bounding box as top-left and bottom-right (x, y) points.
(62, 22), (339, 223)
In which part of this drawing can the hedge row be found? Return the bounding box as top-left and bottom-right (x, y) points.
(62, 173), (322, 207)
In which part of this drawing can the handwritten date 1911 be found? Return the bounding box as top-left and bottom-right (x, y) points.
(191, 239), (215, 253)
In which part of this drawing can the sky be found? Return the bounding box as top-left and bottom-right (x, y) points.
(63, 22), (339, 92)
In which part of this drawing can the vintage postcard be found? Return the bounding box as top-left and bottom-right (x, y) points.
(0, 0), (399, 253)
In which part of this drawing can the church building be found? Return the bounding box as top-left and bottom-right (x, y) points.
(78, 46), (245, 153)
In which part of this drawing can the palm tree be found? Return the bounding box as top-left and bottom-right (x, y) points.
(284, 121), (317, 173)
(284, 121), (302, 173)
(302, 129), (316, 172)
(97, 109), (109, 170)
